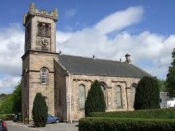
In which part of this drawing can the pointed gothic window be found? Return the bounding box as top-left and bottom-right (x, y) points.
(40, 67), (49, 84)
(79, 84), (85, 110)
(114, 85), (122, 108)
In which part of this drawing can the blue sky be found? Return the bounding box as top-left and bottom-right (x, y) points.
(0, 0), (175, 94)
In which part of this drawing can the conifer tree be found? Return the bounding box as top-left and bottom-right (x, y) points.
(32, 93), (48, 127)
(85, 80), (106, 116)
(166, 48), (175, 97)
(134, 76), (160, 110)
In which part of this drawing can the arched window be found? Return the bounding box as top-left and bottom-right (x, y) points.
(114, 85), (122, 108)
(79, 84), (85, 110)
(37, 22), (51, 37)
(40, 67), (49, 84)
(130, 83), (137, 108)
(101, 83), (108, 108)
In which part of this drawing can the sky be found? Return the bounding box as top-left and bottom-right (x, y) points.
(0, 0), (175, 94)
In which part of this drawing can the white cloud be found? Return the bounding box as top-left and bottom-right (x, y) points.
(0, 6), (175, 94)
(57, 6), (175, 80)
(0, 24), (23, 94)
(0, 24), (24, 76)
(0, 76), (21, 94)
(94, 6), (144, 34)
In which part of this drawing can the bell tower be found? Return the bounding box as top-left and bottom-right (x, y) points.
(23, 3), (58, 53)
(22, 3), (58, 121)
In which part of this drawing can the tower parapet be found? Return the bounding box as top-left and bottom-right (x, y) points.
(23, 3), (58, 25)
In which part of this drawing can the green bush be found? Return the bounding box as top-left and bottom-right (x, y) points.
(134, 76), (160, 110)
(79, 117), (175, 131)
(32, 93), (48, 127)
(91, 108), (175, 119)
(0, 114), (14, 120)
(85, 80), (106, 117)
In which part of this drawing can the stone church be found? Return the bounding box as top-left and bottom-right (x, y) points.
(22, 3), (150, 122)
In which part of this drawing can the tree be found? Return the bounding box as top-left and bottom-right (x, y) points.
(32, 93), (48, 127)
(0, 94), (13, 114)
(166, 48), (175, 98)
(0, 81), (22, 114)
(157, 79), (166, 92)
(85, 80), (106, 116)
(134, 76), (160, 110)
(12, 82), (22, 114)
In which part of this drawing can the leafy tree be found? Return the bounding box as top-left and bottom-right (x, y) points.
(134, 76), (160, 110)
(0, 94), (8, 106)
(12, 82), (22, 114)
(0, 94), (13, 114)
(85, 80), (106, 117)
(32, 93), (48, 127)
(0, 82), (22, 114)
(157, 79), (166, 92)
(166, 48), (175, 97)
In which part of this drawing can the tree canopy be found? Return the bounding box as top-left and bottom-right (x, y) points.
(85, 80), (106, 116)
(0, 81), (22, 114)
(166, 48), (175, 98)
(134, 76), (160, 110)
(32, 93), (48, 127)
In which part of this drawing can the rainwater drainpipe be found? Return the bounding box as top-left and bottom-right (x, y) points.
(68, 73), (72, 123)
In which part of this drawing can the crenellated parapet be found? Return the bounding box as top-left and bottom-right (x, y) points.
(23, 3), (58, 25)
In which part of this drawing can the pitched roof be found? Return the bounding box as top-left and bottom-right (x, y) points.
(58, 54), (151, 78)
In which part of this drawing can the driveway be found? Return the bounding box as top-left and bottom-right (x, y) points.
(6, 121), (78, 131)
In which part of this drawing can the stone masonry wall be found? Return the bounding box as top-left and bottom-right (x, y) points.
(66, 74), (140, 121)
(54, 60), (67, 121)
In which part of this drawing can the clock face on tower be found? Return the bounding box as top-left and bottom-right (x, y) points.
(36, 22), (51, 51)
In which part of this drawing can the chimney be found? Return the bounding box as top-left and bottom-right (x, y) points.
(125, 53), (131, 64)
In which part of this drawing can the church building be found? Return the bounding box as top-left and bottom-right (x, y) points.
(22, 3), (150, 122)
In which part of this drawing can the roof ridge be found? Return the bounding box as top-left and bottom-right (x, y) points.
(58, 54), (151, 78)
(59, 54), (124, 63)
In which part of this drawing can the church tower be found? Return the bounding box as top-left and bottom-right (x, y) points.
(22, 3), (58, 120)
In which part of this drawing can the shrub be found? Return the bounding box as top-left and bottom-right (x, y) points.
(32, 93), (48, 127)
(79, 117), (175, 131)
(85, 80), (106, 117)
(134, 76), (160, 110)
(0, 114), (14, 120)
(91, 108), (175, 119)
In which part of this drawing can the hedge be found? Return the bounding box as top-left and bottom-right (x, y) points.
(0, 114), (14, 120)
(91, 108), (175, 119)
(79, 117), (175, 131)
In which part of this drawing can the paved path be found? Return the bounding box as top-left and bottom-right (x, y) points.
(6, 121), (78, 131)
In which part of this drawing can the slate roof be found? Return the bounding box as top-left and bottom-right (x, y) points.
(58, 54), (151, 78)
